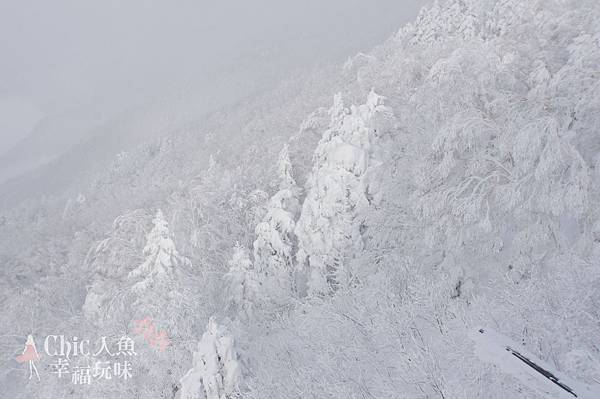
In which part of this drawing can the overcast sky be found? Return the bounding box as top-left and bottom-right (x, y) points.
(0, 0), (427, 157)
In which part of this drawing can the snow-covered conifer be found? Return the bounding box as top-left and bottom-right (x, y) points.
(295, 90), (394, 295)
(224, 243), (259, 319)
(251, 145), (301, 303)
(129, 209), (184, 293)
(179, 317), (241, 399)
(277, 144), (297, 191)
(82, 209), (150, 320)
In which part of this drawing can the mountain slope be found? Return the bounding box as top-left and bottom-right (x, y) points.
(1, 0), (600, 398)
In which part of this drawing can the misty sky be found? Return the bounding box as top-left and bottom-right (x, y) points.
(0, 0), (427, 157)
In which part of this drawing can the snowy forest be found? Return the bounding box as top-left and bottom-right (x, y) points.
(2, 0), (600, 398)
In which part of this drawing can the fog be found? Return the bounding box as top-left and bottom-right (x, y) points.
(0, 0), (427, 185)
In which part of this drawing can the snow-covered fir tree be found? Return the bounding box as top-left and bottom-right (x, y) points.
(295, 90), (394, 295)
(179, 317), (241, 399)
(224, 243), (259, 319)
(82, 209), (150, 320)
(252, 144), (301, 303)
(129, 209), (185, 293)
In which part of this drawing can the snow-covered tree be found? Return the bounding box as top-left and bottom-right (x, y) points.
(252, 145), (301, 303)
(224, 244), (259, 319)
(82, 209), (150, 320)
(129, 209), (185, 293)
(276, 144), (299, 193)
(179, 317), (241, 399)
(295, 90), (394, 295)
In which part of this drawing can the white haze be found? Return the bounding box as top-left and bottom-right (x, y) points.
(0, 0), (427, 185)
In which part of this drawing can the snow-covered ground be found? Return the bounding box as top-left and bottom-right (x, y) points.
(473, 328), (600, 398)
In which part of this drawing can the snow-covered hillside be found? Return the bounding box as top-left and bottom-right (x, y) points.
(2, 0), (600, 398)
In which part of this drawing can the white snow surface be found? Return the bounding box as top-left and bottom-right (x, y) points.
(472, 328), (600, 399)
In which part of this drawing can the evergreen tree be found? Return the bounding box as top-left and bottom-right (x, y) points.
(180, 317), (241, 399)
(252, 145), (301, 303)
(82, 209), (150, 320)
(129, 209), (184, 293)
(224, 243), (259, 319)
(295, 90), (394, 295)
